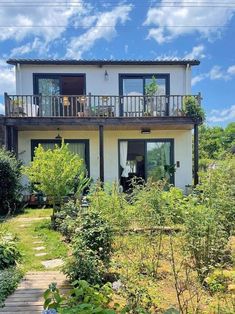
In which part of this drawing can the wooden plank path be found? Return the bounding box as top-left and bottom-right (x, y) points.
(0, 271), (71, 314)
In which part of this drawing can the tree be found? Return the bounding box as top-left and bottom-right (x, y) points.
(23, 142), (88, 218)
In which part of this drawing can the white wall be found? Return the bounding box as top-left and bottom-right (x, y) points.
(18, 129), (192, 191)
(16, 64), (191, 95)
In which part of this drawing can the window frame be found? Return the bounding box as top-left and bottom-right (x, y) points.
(118, 138), (174, 184)
(33, 73), (86, 95)
(31, 139), (90, 176)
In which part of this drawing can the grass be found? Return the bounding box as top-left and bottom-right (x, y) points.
(0, 208), (68, 272)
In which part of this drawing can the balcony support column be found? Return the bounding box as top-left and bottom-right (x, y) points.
(99, 124), (104, 183)
(193, 123), (199, 186)
(5, 126), (18, 156)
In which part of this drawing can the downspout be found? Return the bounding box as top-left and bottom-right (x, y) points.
(185, 63), (190, 95)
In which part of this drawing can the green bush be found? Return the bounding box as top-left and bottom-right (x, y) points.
(88, 182), (132, 231)
(184, 204), (231, 283)
(205, 269), (235, 294)
(0, 228), (21, 270)
(131, 180), (185, 227)
(0, 267), (23, 306)
(43, 280), (116, 313)
(0, 148), (22, 215)
(76, 209), (113, 264)
(54, 201), (79, 241)
(63, 244), (106, 285)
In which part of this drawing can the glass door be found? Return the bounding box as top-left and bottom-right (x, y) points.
(146, 140), (174, 184)
(38, 78), (60, 116)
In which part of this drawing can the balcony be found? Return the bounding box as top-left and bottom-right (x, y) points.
(5, 93), (202, 120)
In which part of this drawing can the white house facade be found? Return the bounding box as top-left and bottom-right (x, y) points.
(3, 59), (201, 193)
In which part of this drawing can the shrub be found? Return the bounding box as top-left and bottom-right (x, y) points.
(54, 201), (79, 241)
(63, 244), (106, 285)
(196, 156), (235, 236)
(88, 182), (132, 231)
(0, 228), (21, 270)
(0, 267), (23, 307)
(76, 209), (113, 264)
(43, 280), (116, 314)
(183, 204), (231, 283)
(205, 269), (235, 294)
(131, 180), (185, 227)
(0, 148), (22, 215)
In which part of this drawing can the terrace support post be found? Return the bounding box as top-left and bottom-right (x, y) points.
(99, 124), (104, 183)
(194, 123), (199, 186)
(5, 126), (18, 156)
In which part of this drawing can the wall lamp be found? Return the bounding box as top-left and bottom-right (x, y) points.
(104, 70), (109, 81)
(55, 128), (62, 140)
(141, 128), (151, 134)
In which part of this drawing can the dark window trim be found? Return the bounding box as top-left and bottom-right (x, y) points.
(118, 73), (170, 116)
(33, 73), (86, 95)
(31, 139), (90, 176)
(118, 138), (175, 185)
(119, 73), (170, 95)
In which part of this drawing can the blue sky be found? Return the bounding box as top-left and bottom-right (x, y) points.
(0, 0), (235, 127)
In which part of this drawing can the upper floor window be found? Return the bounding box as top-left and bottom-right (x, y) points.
(34, 74), (86, 96)
(120, 74), (170, 96)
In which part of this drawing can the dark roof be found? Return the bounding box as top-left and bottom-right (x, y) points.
(6, 59), (200, 66)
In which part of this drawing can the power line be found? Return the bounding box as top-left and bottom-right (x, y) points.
(0, 25), (233, 28)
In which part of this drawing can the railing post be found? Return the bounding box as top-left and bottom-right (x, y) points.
(38, 93), (42, 117)
(194, 123), (199, 186)
(4, 92), (9, 116)
(119, 96), (124, 117)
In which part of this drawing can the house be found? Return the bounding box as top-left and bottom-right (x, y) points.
(3, 59), (201, 192)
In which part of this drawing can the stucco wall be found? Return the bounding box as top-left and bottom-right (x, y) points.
(16, 64), (191, 95)
(18, 129), (192, 191)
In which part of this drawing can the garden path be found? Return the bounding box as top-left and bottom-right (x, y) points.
(0, 271), (70, 314)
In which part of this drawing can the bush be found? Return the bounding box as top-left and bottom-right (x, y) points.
(63, 244), (106, 285)
(88, 182), (132, 231)
(76, 209), (113, 264)
(0, 267), (23, 306)
(183, 204), (231, 283)
(0, 148), (22, 215)
(63, 209), (113, 284)
(205, 269), (235, 294)
(43, 280), (116, 313)
(131, 180), (185, 227)
(0, 228), (21, 270)
(54, 201), (79, 241)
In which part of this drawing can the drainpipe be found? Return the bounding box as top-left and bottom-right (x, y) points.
(185, 63), (190, 95)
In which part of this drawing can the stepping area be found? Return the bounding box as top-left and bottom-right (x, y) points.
(0, 271), (70, 314)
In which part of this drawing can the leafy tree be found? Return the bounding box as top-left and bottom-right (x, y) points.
(198, 122), (235, 169)
(23, 142), (87, 218)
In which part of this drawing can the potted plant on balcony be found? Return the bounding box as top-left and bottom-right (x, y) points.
(144, 76), (158, 116)
(182, 96), (205, 122)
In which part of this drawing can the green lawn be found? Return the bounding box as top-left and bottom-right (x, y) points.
(0, 208), (68, 272)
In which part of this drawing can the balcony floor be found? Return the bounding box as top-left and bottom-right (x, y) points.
(3, 116), (196, 131)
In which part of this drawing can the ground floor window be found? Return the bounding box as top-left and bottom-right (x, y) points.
(31, 139), (90, 174)
(119, 139), (174, 191)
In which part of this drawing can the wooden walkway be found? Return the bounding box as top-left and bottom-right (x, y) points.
(0, 271), (70, 314)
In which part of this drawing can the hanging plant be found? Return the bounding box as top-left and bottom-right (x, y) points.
(183, 96), (205, 122)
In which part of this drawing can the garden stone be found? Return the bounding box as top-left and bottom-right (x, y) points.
(41, 259), (64, 269)
(35, 252), (47, 257)
(34, 246), (46, 251)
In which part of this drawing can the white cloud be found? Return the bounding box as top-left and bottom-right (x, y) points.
(184, 45), (205, 59)
(66, 4), (133, 58)
(144, 0), (235, 44)
(192, 64), (235, 86)
(208, 104), (235, 123)
(227, 65), (235, 75)
(0, 60), (15, 95)
(0, 0), (88, 43)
